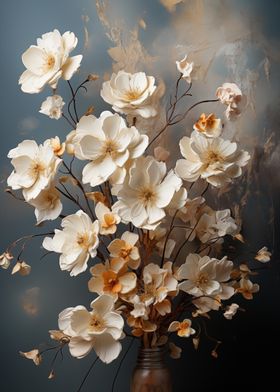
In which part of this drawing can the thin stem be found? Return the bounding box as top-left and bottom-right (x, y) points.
(111, 338), (135, 392)
(62, 113), (75, 128)
(76, 356), (99, 392)
(62, 161), (95, 220)
(170, 99), (219, 126)
(67, 81), (79, 123)
(173, 217), (202, 264)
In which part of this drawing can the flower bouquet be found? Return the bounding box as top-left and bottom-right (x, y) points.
(1, 29), (271, 392)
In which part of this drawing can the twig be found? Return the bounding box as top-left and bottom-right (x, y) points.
(76, 356), (99, 392)
(111, 338), (135, 392)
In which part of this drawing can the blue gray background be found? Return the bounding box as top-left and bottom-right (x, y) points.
(0, 1), (279, 391)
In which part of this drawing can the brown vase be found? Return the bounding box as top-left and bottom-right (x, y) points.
(130, 346), (172, 392)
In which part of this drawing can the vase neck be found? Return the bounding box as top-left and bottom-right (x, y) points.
(136, 347), (167, 369)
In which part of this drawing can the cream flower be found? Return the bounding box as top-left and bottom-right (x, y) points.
(255, 247), (271, 263)
(7, 140), (61, 201)
(19, 30), (82, 93)
(223, 303), (239, 320)
(72, 111), (148, 187)
(28, 186), (62, 224)
(193, 113), (222, 138)
(101, 71), (157, 118)
(39, 95), (65, 119)
(237, 278), (259, 300)
(108, 231), (140, 269)
(177, 196), (205, 224)
(168, 319), (195, 337)
(176, 55), (194, 83)
(88, 258), (137, 301)
(0, 252), (13, 270)
(45, 136), (66, 156)
(95, 202), (120, 235)
(177, 254), (234, 299)
(216, 83), (245, 120)
(42, 210), (99, 276)
(20, 349), (42, 366)
(141, 262), (177, 311)
(58, 295), (124, 363)
(193, 208), (238, 243)
(12, 261), (31, 276)
(175, 131), (250, 187)
(113, 156), (182, 229)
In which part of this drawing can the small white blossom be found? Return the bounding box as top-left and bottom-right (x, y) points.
(168, 319), (195, 337)
(193, 113), (222, 138)
(95, 202), (120, 235)
(176, 55), (194, 83)
(12, 261), (31, 276)
(0, 252), (13, 269)
(39, 95), (65, 119)
(223, 303), (239, 320)
(255, 247), (271, 263)
(237, 278), (259, 300)
(216, 83), (245, 120)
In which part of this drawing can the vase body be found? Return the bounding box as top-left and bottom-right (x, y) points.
(130, 347), (172, 392)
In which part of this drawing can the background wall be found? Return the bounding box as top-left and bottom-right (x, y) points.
(0, 1), (279, 391)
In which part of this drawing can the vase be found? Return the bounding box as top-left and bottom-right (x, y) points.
(130, 346), (172, 392)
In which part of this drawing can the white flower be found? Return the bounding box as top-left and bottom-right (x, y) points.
(216, 83), (245, 120)
(194, 208), (238, 243)
(42, 210), (99, 276)
(223, 303), (239, 320)
(7, 140), (61, 201)
(108, 231), (140, 269)
(193, 113), (222, 138)
(95, 202), (120, 235)
(175, 131), (250, 187)
(177, 196), (205, 224)
(19, 29), (82, 93)
(28, 186), (62, 224)
(168, 319), (195, 337)
(88, 258), (137, 301)
(101, 71), (157, 118)
(0, 252), (13, 269)
(58, 295), (124, 363)
(12, 261), (31, 276)
(72, 111), (148, 187)
(177, 254), (234, 299)
(113, 156), (182, 229)
(237, 278), (259, 300)
(39, 95), (65, 119)
(45, 136), (66, 156)
(142, 262), (177, 308)
(176, 55), (194, 83)
(255, 246), (271, 263)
